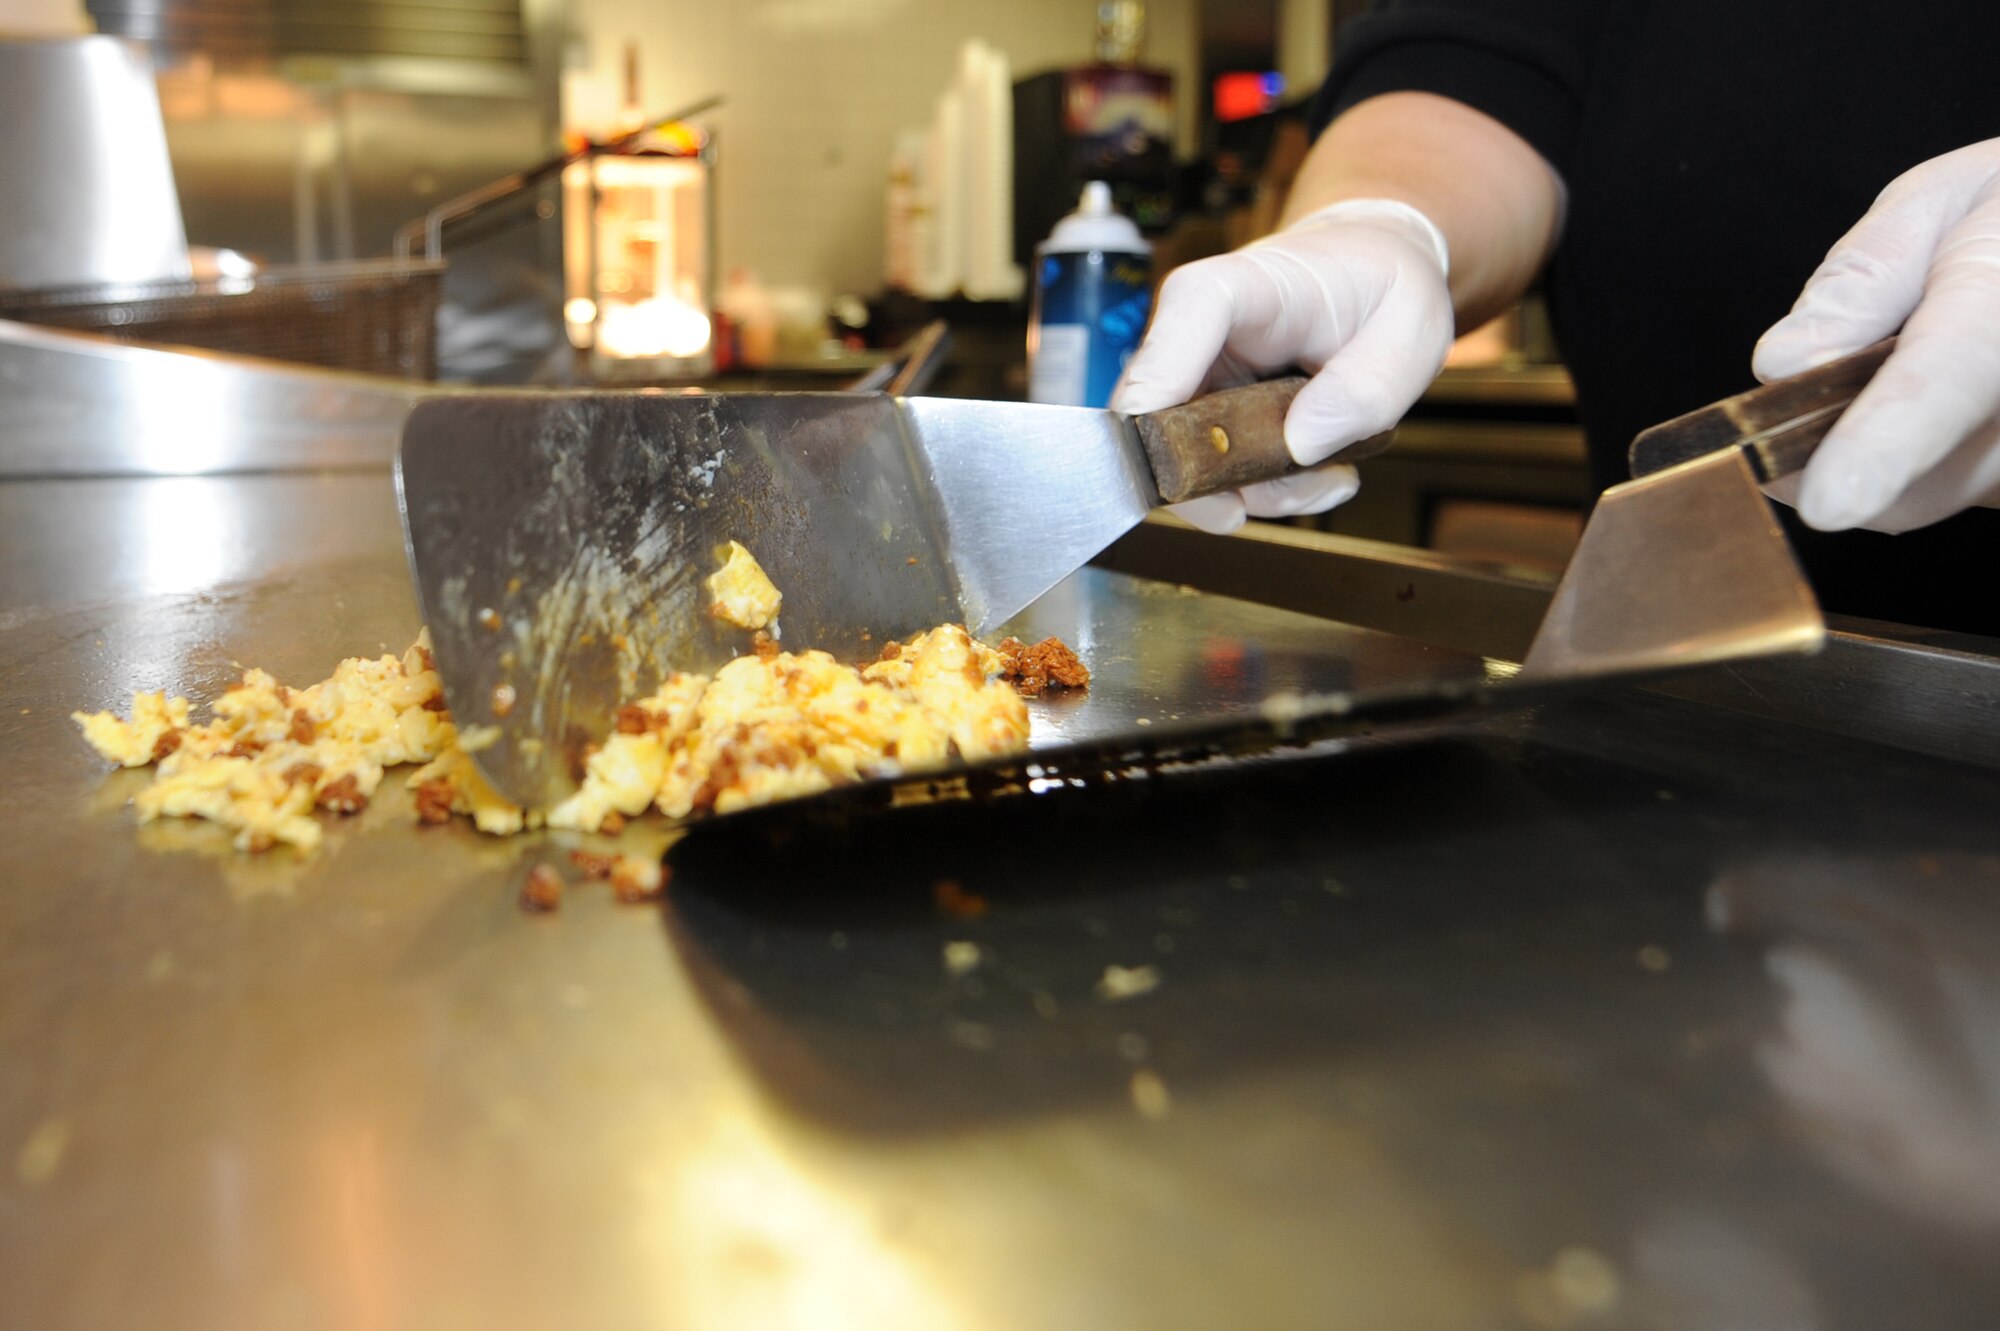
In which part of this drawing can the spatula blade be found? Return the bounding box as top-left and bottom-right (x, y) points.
(397, 391), (968, 809)
(399, 389), (1182, 810)
(1521, 447), (1823, 680)
(899, 396), (1158, 636)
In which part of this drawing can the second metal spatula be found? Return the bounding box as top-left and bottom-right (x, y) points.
(1520, 338), (1895, 679)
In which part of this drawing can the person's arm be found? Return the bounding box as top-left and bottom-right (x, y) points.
(1113, 92), (1563, 531)
(1281, 91), (1563, 332)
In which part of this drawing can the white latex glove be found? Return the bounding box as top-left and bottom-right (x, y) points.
(1112, 199), (1455, 534)
(1754, 137), (2000, 533)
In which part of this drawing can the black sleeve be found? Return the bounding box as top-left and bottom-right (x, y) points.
(1308, 0), (1614, 181)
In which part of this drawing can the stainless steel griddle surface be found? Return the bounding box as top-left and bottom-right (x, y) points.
(6, 469), (2000, 1330)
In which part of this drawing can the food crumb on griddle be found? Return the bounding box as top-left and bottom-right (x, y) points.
(520, 864), (564, 913)
(934, 878), (989, 919)
(1096, 963), (1161, 1001)
(943, 940), (983, 975)
(414, 777), (456, 825)
(316, 773), (367, 815)
(609, 856), (666, 903)
(568, 849), (667, 902)
(996, 636), (1091, 697)
(1129, 1069), (1172, 1120)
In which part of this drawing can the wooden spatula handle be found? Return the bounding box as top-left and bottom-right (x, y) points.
(1628, 337), (1897, 483)
(1132, 377), (1396, 505)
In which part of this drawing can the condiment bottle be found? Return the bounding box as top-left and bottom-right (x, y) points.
(1027, 181), (1152, 407)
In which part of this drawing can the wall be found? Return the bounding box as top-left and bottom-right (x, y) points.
(562, 0), (1199, 295)
(1277, 0), (1329, 96)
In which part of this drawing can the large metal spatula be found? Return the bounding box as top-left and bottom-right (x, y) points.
(398, 378), (1383, 807)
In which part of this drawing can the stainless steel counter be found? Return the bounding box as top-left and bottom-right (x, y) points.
(0, 320), (424, 479)
(7, 349), (2000, 1329)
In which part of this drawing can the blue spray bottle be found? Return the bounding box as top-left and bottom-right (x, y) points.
(1027, 181), (1153, 407)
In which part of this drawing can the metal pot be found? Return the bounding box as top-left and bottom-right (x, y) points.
(0, 35), (190, 290)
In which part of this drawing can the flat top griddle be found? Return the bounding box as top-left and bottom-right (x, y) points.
(7, 469), (2000, 1331)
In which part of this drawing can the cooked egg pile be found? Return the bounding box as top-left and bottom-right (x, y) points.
(76, 626), (1034, 851)
(72, 635), (456, 852)
(530, 622), (1031, 834)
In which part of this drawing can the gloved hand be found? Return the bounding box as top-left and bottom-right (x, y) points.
(1754, 137), (2000, 533)
(1112, 199), (1455, 533)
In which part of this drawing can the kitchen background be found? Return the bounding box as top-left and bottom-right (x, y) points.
(82, 1), (1340, 282)
(2, 0), (1582, 569)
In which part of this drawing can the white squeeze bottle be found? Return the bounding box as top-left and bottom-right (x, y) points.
(1027, 181), (1153, 408)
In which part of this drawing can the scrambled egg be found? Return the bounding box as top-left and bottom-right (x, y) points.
(72, 635), (455, 851)
(407, 740), (537, 837)
(707, 540), (782, 630)
(74, 691), (189, 767)
(525, 623), (1030, 832)
(76, 623), (1039, 849)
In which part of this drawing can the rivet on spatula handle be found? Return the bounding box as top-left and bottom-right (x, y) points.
(1132, 377), (1395, 505)
(1628, 337), (1897, 483)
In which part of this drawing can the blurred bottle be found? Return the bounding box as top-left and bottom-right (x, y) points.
(1095, 1), (1147, 64)
(1027, 181), (1152, 408)
(719, 268), (776, 367)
